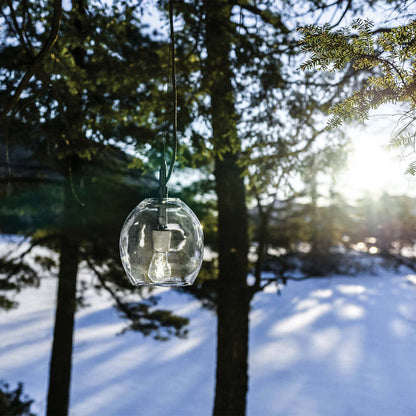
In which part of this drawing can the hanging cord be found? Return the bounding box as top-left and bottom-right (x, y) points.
(158, 0), (178, 203)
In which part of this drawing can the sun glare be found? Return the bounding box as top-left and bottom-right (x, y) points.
(341, 124), (416, 198)
(345, 138), (395, 191)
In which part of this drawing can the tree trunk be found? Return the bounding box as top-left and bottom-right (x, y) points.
(214, 154), (250, 416)
(310, 168), (320, 255)
(47, 173), (80, 416)
(203, 1), (250, 414)
(254, 207), (270, 288)
(46, 4), (85, 411)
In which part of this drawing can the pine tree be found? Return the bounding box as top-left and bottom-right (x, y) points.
(1, 1), (190, 415)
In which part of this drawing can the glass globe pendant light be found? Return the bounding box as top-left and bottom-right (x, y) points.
(119, 195), (204, 286)
(119, 0), (204, 286)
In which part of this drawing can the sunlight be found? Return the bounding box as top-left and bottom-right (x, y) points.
(341, 122), (416, 198)
(390, 319), (411, 338)
(310, 289), (333, 299)
(336, 284), (366, 295)
(270, 303), (332, 335)
(343, 134), (401, 196)
(406, 275), (416, 285)
(347, 143), (392, 190)
(160, 336), (206, 362)
(336, 304), (365, 320)
(252, 340), (300, 371)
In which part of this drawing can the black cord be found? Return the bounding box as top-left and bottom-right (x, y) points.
(158, 0), (178, 201)
(166, 0), (177, 182)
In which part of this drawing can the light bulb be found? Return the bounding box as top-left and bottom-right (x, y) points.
(148, 229), (172, 283)
(120, 198), (204, 286)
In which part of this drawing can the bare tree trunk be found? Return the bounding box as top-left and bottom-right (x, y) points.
(310, 168), (320, 255)
(214, 153), (250, 416)
(203, 1), (250, 414)
(254, 203), (272, 289)
(47, 172), (80, 416)
(47, 3), (85, 412)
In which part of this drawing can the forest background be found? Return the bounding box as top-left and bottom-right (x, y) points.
(2, 0), (416, 415)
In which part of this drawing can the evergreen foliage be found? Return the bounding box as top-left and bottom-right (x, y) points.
(299, 17), (416, 172)
(0, 381), (35, 416)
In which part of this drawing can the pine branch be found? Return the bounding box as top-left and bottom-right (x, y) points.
(86, 259), (189, 340)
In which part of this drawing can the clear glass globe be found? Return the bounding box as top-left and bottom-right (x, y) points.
(120, 198), (204, 286)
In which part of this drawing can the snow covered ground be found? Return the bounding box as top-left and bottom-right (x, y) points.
(1, 253), (416, 415)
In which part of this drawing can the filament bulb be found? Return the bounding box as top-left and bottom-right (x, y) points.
(148, 229), (172, 283)
(120, 198), (204, 286)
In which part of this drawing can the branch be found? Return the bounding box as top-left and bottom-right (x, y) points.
(329, 0), (352, 29)
(86, 259), (138, 321)
(2, 233), (56, 266)
(6, 0), (30, 50)
(0, 0), (63, 123)
(288, 64), (358, 89)
(0, 234), (55, 284)
(237, 1), (289, 34)
(289, 125), (327, 157)
(258, 273), (321, 292)
(86, 259), (189, 340)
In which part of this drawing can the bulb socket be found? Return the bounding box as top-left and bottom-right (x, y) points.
(152, 229), (171, 252)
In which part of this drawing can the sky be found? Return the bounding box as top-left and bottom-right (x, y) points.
(341, 106), (416, 199)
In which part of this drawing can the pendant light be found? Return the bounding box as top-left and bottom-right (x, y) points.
(119, 0), (204, 286)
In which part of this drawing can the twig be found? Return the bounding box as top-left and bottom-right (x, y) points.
(237, 1), (289, 33)
(7, 0), (31, 50)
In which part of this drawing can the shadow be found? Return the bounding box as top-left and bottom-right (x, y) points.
(3, 251), (416, 416)
(0, 278), (217, 416)
(248, 271), (416, 415)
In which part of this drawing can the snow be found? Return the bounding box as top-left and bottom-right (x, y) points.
(249, 274), (416, 416)
(1, 251), (416, 415)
